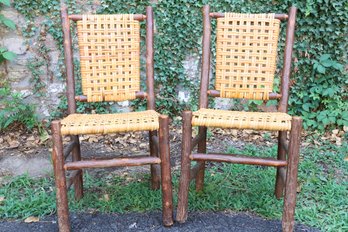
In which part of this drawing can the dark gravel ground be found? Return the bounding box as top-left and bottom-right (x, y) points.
(0, 211), (319, 232)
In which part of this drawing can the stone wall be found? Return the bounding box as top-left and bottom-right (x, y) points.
(0, 5), (65, 119)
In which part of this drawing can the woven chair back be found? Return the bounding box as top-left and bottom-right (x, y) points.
(215, 13), (280, 100)
(76, 15), (141, 102)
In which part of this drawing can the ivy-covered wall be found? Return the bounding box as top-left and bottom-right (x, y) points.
(2, 0), (348, 130)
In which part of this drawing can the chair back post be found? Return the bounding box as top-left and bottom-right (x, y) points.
(278, 6), (297, 113)
(146, 6), (156, 110)
(199, 5), (211, 109)
(61, 3), (77, 114)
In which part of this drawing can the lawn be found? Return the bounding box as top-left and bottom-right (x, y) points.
(0, 138), (347, 231)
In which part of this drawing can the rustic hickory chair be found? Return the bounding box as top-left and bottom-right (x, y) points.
(51, 5), (173, 231)
(176, 5), (301, 232)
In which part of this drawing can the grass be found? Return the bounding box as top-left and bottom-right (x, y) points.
(0, 139), (347, 231)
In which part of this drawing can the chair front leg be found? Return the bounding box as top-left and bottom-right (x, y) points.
(71, 135), (83, 200)
(149, 130), (160, 190)
(195, 126), (207, 191)
(282, 117), (302, 232)
(158, 115), (173, 226)
(176, 111), (193, 223)
(52, 121), (70, 232)
(275, 131), (287, 199)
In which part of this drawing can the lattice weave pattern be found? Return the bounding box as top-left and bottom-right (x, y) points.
(215, 13), (280, 100)
(77, 15), (140, 102)
(60, 110), (160, 135)
(192, 109), (292, 131)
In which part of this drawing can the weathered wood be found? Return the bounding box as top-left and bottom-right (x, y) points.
(151, 134), (159, 149)
(195, 126), (207, 191)
(190, 130), (205, 151)
(208, 89), (282, 99)
(210, 12), (288, 20)
(158, 115), (174, 226)
(199, 5), (211, 109)
(146, 6), (156, 110)
(63, 140), (77, 160)
(275, 131), (288, 198)
(279, 167), (287, 184)
(64, 156), (161, 170)
(61, 5), (76, 115)
(176, 111), (193, 223)
(75, 92), (147, 102)
(278, 7), (297, 113)
(66, 170), (80, 189)
(191, 153), (288, 167)
(69, 14), (146, 21)
(282, 116), (302, 232)
(149, 131), (160, 190)
(70, 135), (83, 199)
(52, 120), (70, 232)
(189, 162), (205, 181)
(280, 135), (289, 153)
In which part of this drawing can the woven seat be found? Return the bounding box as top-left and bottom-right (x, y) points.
(61, 110), (159, 135)
(192, 108), (292, 131)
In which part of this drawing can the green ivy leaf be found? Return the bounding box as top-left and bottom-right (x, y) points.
(2, 18), (16, 29)
(332, 63), (343, 71)
(319, 54), (331, 62)
(2, 51), (16, 61)
(316, 65), (326, 74)
(0, 0), (11, 6)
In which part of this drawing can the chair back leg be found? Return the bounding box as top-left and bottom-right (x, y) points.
(275, 131), (287, 198)
(71, 135), (83, 200)
(176, 111), (193, 223)
(149, 130), (161, 189)
(158, 115), (174, 226)
(195, 126), (207, 191)
(52, 121), (71, 232)
(282, 117), (302, 232)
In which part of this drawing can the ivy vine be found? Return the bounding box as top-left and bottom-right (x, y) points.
(12, 0), (348, 130)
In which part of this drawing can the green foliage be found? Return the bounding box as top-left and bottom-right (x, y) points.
(12, 0), (348, 130)
(1, 141), (347, 230)
(0, 47), (15, 63)
(27, 59), (46, 96)
(0, 87), (39, 130)
(0, 0), (16, 63)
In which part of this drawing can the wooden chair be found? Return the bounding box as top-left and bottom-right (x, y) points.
(51, 5), (173, 231)
(176, 5), (301, 232)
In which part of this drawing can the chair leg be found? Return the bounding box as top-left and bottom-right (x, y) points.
(71, 135), (83, 200)
(195, 126), (207, 191)
(176, 111), (193, 223)
(149, 131), (160, 190)
(52, 121), (70, 232)
(275, 131), (287, 199)
(282, 117), (302, 232)
(158, 115), (173, 226)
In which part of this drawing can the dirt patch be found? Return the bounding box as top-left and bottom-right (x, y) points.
(0, 125), (286, 181)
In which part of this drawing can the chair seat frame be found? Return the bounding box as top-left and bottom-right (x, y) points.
(176, 5), (301, 232)
(51, 4), (173, 232)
